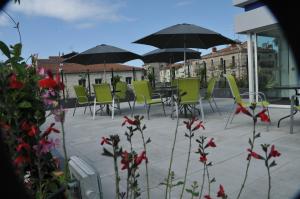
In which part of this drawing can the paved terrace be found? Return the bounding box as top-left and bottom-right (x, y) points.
(47, 98), (300, 199)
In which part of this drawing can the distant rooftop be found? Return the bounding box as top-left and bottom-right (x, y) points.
(37, 56), (144, 74)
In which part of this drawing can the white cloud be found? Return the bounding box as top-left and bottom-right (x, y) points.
(0, 13), (10, 26)
(8, 0), (127, 24)
(175, 0), (193, 7)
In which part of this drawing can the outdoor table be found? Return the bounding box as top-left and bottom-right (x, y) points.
(154, 85), (177, 118)
(273, 84), (300, 127)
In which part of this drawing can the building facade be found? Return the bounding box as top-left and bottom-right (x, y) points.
(233, 0), (298, 105)
(37, 56), (144, 98)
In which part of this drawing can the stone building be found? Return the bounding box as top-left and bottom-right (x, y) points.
(37, 56), (144, 98)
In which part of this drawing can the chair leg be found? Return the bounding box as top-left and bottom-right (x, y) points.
(84, 106), (87, 114)
(212, 97), (222, 116)
(88, 104), (92, 116)
(208, 101), (215, 112)
(112, 98), (115, 120)
(225, 104), (236, 129)
(199, 98), (205, 121)
(131, 100), (136, 117)
(93, 99), (96, 120)
(162, 101), (166, 116)
(146, 104), (151, 120)
(128, 100), (132, 110)
(290, 104), (295, 134)
(73, 102), (78, 116)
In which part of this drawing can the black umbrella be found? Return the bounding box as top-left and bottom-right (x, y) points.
(64, 44), (141, 83)
(133, 23), (236, 76)
(142, 48), (201, 64)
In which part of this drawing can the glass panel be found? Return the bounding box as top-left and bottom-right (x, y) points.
(256, 27), (298, 104)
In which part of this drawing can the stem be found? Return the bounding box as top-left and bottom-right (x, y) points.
(2, 10), (22, 44)
(236, 116), (256, 199)
(113, 148), (120, 199)
(179, 131), (192, 199)
(267, 165), (271, 199)
(61, 122), (70, 180)
(139, 128), (150, 199)
(37, 154), (43, 196)
(199, 163), (206, 199)
(206, 164), (211, 195)
(165, 113), (180, 199)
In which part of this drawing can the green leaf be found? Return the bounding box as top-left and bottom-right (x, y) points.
(146, 137), (151, 144)
(12, 43), (22, 58)
(192, 191), (200, 196)
(0, 41), (11, 58)
(174, 181), (184, 187)
(185, 189), (193, 193)
(269, 160), (277, 168)
(255, 132), (261, 139)
(248, 138), (253, 147)
(102, 148), (113, 157)
(18, 101), (32, 108)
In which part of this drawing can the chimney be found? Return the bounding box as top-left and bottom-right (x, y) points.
(212, 47), (217, 53)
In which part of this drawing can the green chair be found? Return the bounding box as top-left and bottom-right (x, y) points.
(224, 74), (270, 129)
(115, 81), (131, 110)
(73, 85), (92, 116)
(131, 80), (166, 119)
(202, 77), (221, 115)
(177, 78), (204, 120)
(92, 83), (119, 120)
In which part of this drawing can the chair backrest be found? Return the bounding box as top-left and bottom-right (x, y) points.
(73, 85), (89, 104)
(132, 80), (152, 104)
(93, 84), (113, 103)
(115, 81), (128, 100)
(205, 77), (217, 100)
(178, 78), (200, 103)
(224, 74), (242, 103)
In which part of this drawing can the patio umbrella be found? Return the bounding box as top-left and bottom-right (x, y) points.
(64, 44), (141, 82)
(142, 48), (201, 64)
(133, 23), (236, 76)
(63, 44), (140, 119)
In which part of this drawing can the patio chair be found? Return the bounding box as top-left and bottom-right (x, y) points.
(224, 74), (270, 129)
(73, 85), (92, 116)
(115, 81), (131, 111)
(290, 94), (300, 134)
(177, 78), (204, 120)
(202, 77), (221, 115)
(92, 83), (120, 120)
(131, 80), (166, 119)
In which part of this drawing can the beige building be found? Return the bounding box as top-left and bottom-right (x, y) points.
(37, 56), (144, 98)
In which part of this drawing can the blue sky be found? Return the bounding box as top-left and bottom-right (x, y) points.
(0, 0), (244, 66)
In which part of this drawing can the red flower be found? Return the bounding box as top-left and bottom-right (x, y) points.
(257, 109), (270, 123)
(38, 78), (57, 89)
(100, 137), (111, 145)
(122, 116), (138, 126)
(27, 125), (38, 137)
(16, 142), (31, 152)
(192, 121), (205, 131)
(0, 121), (11, 131)
(9, 73), (24, 89)
(235, 104), (252, 117)
(42, 123), (60, 137)
(184, 117), (198, 130)
(121, 150), (130, 170)
(269, 145), (281, 158)
(14, 155), (30, 166)
(20, 121), (31, 131)
(134, 151), (148, 166)
(217, 184), (226, 198)
(247, 149), (264, 160)
(200, 154), (207, 163)
(204, 195), (213, 199)
(205, 138), (216, 148)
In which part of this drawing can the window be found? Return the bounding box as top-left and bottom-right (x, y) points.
(95, 78), (102, 84)
(232, 56), (235, 67)
(126, 77), (132, 84)
(78, 79), (86, 87)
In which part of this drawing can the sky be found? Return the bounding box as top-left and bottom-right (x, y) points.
(0, 0), (245, 67)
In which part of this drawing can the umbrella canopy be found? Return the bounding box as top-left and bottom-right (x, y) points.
(133, 23), (236, 49)
(142, 48), (201, 64)
(63, 44), (141, 65)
